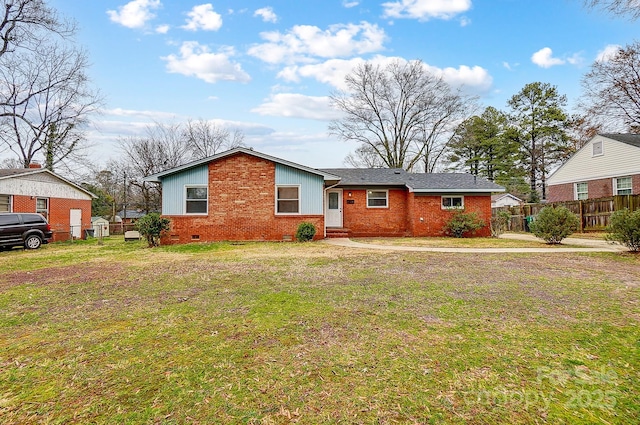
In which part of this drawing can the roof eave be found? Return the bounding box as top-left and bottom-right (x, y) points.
(411, 187), (505, 193)
(144, 147), (342, 182)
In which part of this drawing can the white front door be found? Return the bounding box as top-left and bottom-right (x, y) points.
(70, 209), (82, 239)
(326, 190), (343, 228)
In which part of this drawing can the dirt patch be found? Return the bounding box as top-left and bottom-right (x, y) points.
(0, 263), (129, 289)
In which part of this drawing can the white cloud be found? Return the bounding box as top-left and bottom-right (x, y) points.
(183, 4), (223, 31)
(382, 0), (471, 21)
(162, 41), (251, 83)
(531, 47), (565, 68)
(434, 64), (492, 93)
(254, 7), (277, 23)
(343, 1), (360, 7)
(596, 44), (621, 62)
(247, 22), (387, 64)
(107, 0), (161, 29)
(459, 16), (471, 26)
(278, 56), (493, 94)
(155, 24), (170, 34)
(251, 93), (342, 120)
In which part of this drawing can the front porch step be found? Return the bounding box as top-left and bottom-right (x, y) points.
(326, 227), (350, 238)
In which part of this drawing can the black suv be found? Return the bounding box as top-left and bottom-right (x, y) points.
(0, 213), (53, 250)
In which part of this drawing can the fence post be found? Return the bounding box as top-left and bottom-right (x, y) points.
(579, 200), (584, 233)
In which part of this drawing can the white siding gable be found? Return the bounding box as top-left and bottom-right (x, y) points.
(547, 135), (640, 186)
(0, 172), (92, 200)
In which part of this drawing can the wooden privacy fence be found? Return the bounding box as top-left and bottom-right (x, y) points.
(493, 194), (640, 232)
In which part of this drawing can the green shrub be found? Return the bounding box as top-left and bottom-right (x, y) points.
(296, 222), (317, 242)
(529, 206), (579, 244)
(443, 211), (486, 238)
(490, 210), (511, 237)
(135, 213), (171, 247)
(606, 208), (640, 252)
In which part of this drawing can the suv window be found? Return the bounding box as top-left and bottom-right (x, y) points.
(0, 214), (20, 226)
(22, 214), (46, 224)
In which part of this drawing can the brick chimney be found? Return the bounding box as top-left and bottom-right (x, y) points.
(28, 163), (41, 169)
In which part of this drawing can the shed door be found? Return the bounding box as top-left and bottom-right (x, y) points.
(70, 209), (82, 239)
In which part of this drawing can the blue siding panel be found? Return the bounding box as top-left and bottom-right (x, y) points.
(275, 164), (324, 215)
(161, 165), (209, 215)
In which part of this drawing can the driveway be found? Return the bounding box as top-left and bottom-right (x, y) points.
(323, 233), (626, 253)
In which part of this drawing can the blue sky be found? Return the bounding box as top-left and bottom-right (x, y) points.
(41, 0), (638, 168)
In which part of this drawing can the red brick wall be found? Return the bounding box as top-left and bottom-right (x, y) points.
(548, 174), (640, 202)
(161, 153), (324, 244)
(11, 195), (92, 242)
(409, 194), (492, 237)
(341, 189), (410, 237)
(341, 189), (492, 238)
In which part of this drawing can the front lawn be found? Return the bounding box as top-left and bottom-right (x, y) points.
(1, 239), (638, 424)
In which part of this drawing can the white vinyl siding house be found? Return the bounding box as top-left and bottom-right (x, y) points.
(548, 134), (640, 201)
(548, 135), (640, 186)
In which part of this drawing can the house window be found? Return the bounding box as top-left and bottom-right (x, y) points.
(0, 194), (10, 212)
(592, 140), (604, 156)
(36, 198), (48, 220)
(367, 190), (388, 208)
(442, 196), (464, 209)
(575, 182), (588, 200)
(614, 177), (633, 195)
(276, 186), (299, 214)
(185, 186), (208, 214)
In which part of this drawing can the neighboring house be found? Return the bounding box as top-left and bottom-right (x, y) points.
(547, 134), (640, 202)
(491, 193), (523, 208)
(145, 148), (504, 243)
(115, 209), (147, 224)
(0, 165), (95, 241)
(91, 216), (110, 237)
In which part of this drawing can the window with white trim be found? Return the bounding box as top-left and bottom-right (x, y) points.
(36, 197), (48, 220)
(575, 182), (588, 200)
(0, 194), (10, 212)
(614, 177), (632, 195)
(367, 190), (388, 208)
(592, 140), (603, 156)
(185, 186), (208, 214)
(442, 196), (464, 209)
(276, 185), (299, 214)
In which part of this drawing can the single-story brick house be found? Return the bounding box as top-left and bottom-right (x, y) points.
(144, 148), (504, 243)
(0, 165), (95, 241)
(547, 133), (640, 202)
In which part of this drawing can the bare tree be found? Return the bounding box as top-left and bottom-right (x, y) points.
(0, 0), (75, 59)
(329, 59), (475, 171)
(0, 42), (101, 170)
(580, 41), (640, 133)
(583, 0), (640, 19)
(183, 118), (244, 159)
(117, 123), (190, 213)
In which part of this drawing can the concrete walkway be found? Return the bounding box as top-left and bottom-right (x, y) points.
(322, 233), (626, 253)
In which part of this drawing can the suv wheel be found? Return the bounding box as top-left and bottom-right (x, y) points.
(24, 235), (42, 249)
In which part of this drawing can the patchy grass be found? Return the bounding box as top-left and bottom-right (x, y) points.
(1, 240), (638, 424)
(352, 237), (586, 248)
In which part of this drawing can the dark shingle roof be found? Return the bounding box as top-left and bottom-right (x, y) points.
(320, 168), (409, 186)
(0, 169), (36, 178)
(601, 133), (640, 148)
(405, 173), (504, 192)
(320, 168), (504, 192)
